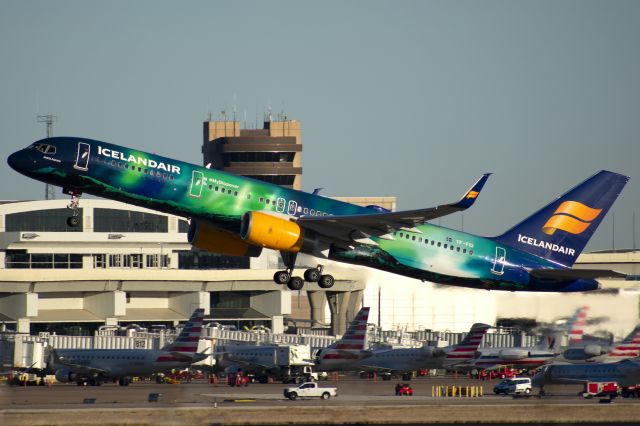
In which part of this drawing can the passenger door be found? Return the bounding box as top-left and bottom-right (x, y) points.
(74, 142), (91, 171)
(491, 247), (506, 276)
(189, 170), (204, 198)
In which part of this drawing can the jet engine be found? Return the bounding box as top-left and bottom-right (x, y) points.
(498, 348), (530, 360)
(422, 346), (446, 358)
(188, 220), (263, 257)
(583, 344), (607, 357)
(240, 211), (322, 253)
(54, 369), (77, 383)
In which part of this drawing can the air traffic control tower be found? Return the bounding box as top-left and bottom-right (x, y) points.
(202, 117), (302, 190)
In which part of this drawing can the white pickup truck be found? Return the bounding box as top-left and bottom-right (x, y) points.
(283, 382), (338, 400)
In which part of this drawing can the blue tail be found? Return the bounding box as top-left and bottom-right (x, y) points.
(492, 170), (628, 267)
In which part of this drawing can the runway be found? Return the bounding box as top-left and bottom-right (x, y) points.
(1, 376), (639, 425)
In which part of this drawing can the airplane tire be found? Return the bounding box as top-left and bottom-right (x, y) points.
(66, 216), (80, 227)
(318, 275), (334, 289)
(304, 268), (320, 282)
(274, 271), (290, 285)
(287, 277), (304, 291)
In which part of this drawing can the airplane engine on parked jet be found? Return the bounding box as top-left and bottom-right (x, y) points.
(54, 369), (77, 383)
(188, 220), (263, 257)
(241, 211), (322, 253)
(422, 346), (446, 358)
(498, 348), (530, 360)
(583, 344), (607, 357)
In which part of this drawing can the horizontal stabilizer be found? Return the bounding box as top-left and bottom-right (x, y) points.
(528, 268), (627, 280)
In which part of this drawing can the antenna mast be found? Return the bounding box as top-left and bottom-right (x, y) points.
(37, 114), (57, 200)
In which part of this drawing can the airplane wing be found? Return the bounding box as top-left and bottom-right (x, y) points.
(528, 269), (627, 280)
(297, 174), (491, 244)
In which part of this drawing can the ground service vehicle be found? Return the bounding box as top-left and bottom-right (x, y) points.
(493, 377), (532, 395)
(583, 381), (618, 398)
(283, 382), (337, 400)
(396, 383), (413, 396)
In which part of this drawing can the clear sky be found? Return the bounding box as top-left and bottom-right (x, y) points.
(1, 0), (638, 251)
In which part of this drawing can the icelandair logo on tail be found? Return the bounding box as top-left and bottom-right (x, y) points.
(516, 201), (602, 257)
(517, 234), (576, 256)
(542, 201), (602, 236)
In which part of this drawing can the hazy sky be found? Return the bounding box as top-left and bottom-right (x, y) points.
(1, 1), (638, 251)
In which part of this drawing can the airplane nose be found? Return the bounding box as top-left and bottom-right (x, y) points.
(8, 149), (34, 174)
(7, 151), (24, 171)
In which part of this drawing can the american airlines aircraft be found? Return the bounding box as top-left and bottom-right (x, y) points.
(47, 308), (206, 386)
(8, 138), (627, 292)
(532, 358), (640, 392)
(315, 307), (490, 378)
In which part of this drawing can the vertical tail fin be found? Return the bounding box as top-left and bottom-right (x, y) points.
(567, 306), (589, 344)
(163, 308), (205, 353)
(603, 325), (640, 361)
(492, 171), (628, 267)
(445, 323), (491, 362)
(328, 307), (370, 351)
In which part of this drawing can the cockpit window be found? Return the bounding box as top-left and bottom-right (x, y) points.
(33, 143), (56, 155)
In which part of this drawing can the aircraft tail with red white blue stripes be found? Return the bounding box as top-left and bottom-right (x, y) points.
(443, 323), (491, 366)
(317, 307), (370, 364)
(601, 325), (640, 362)
(157, 308), (205, 363)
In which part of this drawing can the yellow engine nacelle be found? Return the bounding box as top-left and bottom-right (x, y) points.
(240, 211), (305, 252)
(188, 220), (263, 257)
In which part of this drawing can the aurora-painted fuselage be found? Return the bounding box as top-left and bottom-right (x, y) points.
(8, 137), (606, 292)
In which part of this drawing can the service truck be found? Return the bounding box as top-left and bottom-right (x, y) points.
(283, 382), (338, 400)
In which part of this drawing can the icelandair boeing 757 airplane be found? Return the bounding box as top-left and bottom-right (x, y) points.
(8, 137), (628, 292)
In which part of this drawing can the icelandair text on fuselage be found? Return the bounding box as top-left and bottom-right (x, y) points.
(98, 146), (181, 175)
(518, 234), (575, 256)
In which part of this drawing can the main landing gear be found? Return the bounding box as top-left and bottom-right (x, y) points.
(64, 188), (82, 228)
(274, 253), (335, 291)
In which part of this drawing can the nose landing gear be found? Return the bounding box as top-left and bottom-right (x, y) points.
(64, 189), (82, 228)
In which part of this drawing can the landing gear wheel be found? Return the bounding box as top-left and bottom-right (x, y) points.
(274, 271), (291, 285)
(318, 274), (335, 289)
(287, 276), (304, 291)
(304, 268), (321, 283)
(66, 216), (80, 227)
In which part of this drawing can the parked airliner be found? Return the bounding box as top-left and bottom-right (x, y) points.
(314, 307), (491, 378)
(47, 308), (205, 385)
(8, 137), (628, 291)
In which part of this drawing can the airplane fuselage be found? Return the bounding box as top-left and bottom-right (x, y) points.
(8, 137), (600, 292)
(51, 348), (195, 378)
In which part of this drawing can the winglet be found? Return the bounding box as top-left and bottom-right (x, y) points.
(451, 173), (492, 209)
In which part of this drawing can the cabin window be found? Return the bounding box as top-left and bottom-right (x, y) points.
(137, 167), (142, 172)
(169, 175), (174, 181)
(412, 236), (416, 241)
(259, 197), (264, 203)
(437, 242), (441, 247)
(208, 185), (212, 190)
(246, 194), (251, 200)
(469, 250), (473, 255)
(463, 249), (467, 254)
(111, 160), (116, 166)
(399, 233), (403, 238)
(144, 169), (149, 174)
(234, 191), (238, 196)
(456, 247), (460, 252)
(310, 209), (315, 215)
(149, 170), (154, 176)
(406, 234), (410, 239)
(444, 244), (448, 249)
(220, 188), (225, 193)
(303, 208), (309, 214)
(418, 237), (422, 242)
